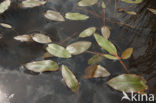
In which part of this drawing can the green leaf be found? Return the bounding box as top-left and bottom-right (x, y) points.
(107, 74), (148, 93)
(121, 48), (133, 59)
(101, 1), (106, 9)
(66, 41), (92, 55)
(65, 12), (89, 20)
(61, 65), (79, 92)
(103, 54), (118, 60)
(32, 33), (52, 44)
(147, 8), (156, 14)
(121, 0), (143, 4)
(21, 0), (47, 8)
(0, 0), (11, 14)
(83, 65), (110, 79)
(94, 33), (117, 55)
(46, 43), (71, 58)
(25, 60), (59, 73)
(44, 10), (65, 21)
(78, 0), (98, 6)
(125, 11), (137, 15)
(79, 27), (96, 38)
(88, 54), (104, 65)
(14, 35), (32, 42)
(101, 26), (110, 39)
(0, 23), (12, 29)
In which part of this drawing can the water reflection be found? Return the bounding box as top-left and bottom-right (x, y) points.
(0, 88), (14, 103)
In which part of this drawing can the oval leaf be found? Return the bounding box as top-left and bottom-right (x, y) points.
(88, 54), (104, 65)
(101, 26), (110, 39)
(107, 74), (148, 93)
(126, 11), (137, 15)
(0, 23), (12, 29)
(78, 0), (98, 6)
(121, 48), (133, 59)
(66, 41), (91, 55)
(79, 27), (96, 38)
(121, 0), (142, 4)
(46, 43), (71, 58)
(65, 12), (89, 20)
(25, 60), (59, 73)
(61, 65), (79, 92)
(101, 1), (106, 9)
(21, 0), (46, 8)
(83, 65), (110, 79)
(147, 8), (156, 14)
(32, 33), (52, 44)
(0, 0), (11, 14)
(94, 33), (117, 55)
(14, 35), (32, 42)
(44, 10), (65, 21)
(103, 54), (118, 60)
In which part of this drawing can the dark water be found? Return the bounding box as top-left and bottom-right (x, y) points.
(0, 0), (155, 103)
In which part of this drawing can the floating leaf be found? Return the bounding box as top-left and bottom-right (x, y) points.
(21, 0), (46, 8)
(0, 0), (11, 14)
(147, 8), (156, 14)
(94, 33), (117, 55)
(0, 23), (12, 29)
(121, 0), (142, 4)
(25, 60), (59, 73)
(101, 26), (110, 39)
(14, 35), (32, 42)
(78, 0), (98, 6)
(125, 11), (137, 15)
(44, 10), (65, 21)
(42, 52), (53, 59)
(61, 65), (79, 92)
(107, 74), (148, 93)
(88, 54), (104, 65)
(46, 43), (71, 58)
(121, 48), (133, 59)
(79, 27), (96, 38)
(65, 12), (89, 20)
(66, 41), (91, 55)
(101, 1), (106, 9)
(83, 65), (110, 79)
(32, 33), (52, 44)
(103, 54), (118, 60)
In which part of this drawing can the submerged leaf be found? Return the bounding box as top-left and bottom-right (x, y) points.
(46, 43), (71, 58)
(44, 10), (65, 21)
(147, 8), (156, 14)
(14, 35), (32, 42)
(78, 0), (98, 6)
(107, 74), (148, 93)
(88, 54), (104, 65)
(101, 1), (106, 9)
(101, 26), (110, 39)
(42, 52), (53, 59)
(21, 0), (46, 8)
(0, 34), (3, 39)
(0, 0), (11, 14)
(125, 11), (137, 15)
(121, 48), (133, 59)
(32, 33), (52, 44)
(25, 60), (59, 73)
(0, 23), (12, 29)
(83, 65), (110, 79)
(61, 65), (79, 92)
(121, 0), (142, 4)
(103, 54), (118, 60)
(94, 33), (117, 55)
(65, 12), (89, 20)
(79, 27), (96, 38)
(66, 41), (91, 55)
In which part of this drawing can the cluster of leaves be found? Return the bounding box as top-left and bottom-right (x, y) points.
(0, 0), (154, 95)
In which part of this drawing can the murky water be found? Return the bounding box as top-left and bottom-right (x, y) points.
(0, 0), (155, 103)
